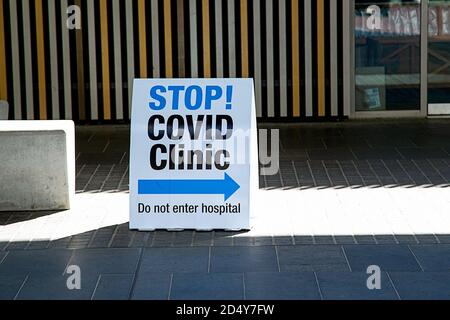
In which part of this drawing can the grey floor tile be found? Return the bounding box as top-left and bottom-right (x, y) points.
(245, 272), (321, 300)
(0, 251), (7, 263)
(334, 236), (356, 245)
(352, 147), (402, 160)
(170, 273), (244, 300)
(409, 245), (450, 271)
(294, 236), (315, 245)
(414, 235), (439, 245)
(277, 246), (349, 272)
(354, 235), (377, 245)
(131, 273), (171, 300)
(316, 272), (398, 300)
(253, 237), (274, 246)
(374, 235), (398, 245)
(69, 248), (141, 274)
(273, 236), (294, 246)
(92, 274), (134, 300)
(0, 274), (27, 300)
(398, 147), (449, 159)
(16, 272), (99, 300)
(210, 247), (278, 273)
(436, 235), (450, 244)
(0, 249), (73, 276)
(389, 272), (450, 300)
(139, 247), (209, 273)
(308, 148), (355, 161)
(394, 235), (418, 244)
(343, 245), (421, 272)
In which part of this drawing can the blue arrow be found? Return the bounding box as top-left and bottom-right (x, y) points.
(138, 173), (240, 201)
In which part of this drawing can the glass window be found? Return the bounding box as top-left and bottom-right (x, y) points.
(355, 0), (421, 111)
(428, 0), (450, 114)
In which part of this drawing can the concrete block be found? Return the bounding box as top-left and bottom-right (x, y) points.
(0, 120), (75, 211)
(0, 101), (8, 120)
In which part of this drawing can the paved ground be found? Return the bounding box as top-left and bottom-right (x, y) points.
(1, 119), (450, 300)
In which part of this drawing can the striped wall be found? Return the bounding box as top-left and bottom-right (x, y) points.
(0, 0), (348, 122)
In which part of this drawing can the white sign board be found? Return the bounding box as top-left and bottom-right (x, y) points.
(130, 79), (258, 231)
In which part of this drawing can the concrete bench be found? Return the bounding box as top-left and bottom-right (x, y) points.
(0, 121), (75, 211)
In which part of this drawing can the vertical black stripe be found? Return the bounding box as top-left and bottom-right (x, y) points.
(248, 0), (254, 79)
(183, 0), (191, 78)
(132, 0), (140, 77)
(222, 0), (229, 78)
(286, 0), (292, 118)
(54, 0), (65, 119)
(81, 0), (91, 121)
(106, 0), (116, 120)
(260, 0), (267, 117)
(273, 0), (280, 118)
(299, 0), (306, 118)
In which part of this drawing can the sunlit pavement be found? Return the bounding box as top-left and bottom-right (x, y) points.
(1, 119), (450, 300)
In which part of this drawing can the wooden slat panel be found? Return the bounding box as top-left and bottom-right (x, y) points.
(317, 0), (326, 117)
(164, 0), (173, 77)
(189, 0), (198, 77)
(240, 0), (249, 77)
(138, 0), (147, 78)
(202, 0), (211, 77)
(100, 0), (111, 119)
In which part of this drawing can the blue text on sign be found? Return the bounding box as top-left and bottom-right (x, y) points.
(149, 85), (233, 111)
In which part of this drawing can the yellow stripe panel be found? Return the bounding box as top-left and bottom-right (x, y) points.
(291, 0), (300, 117)
(240, 0), (249, 77)
(138, 0), (147, 78)
(164, 0), (173, 77)
(202, 0), (211, 77)
(100, 0), (111, 120)
(0, 0), (6, 101)
(75, 0), (85, 120)
(35, 0), (47, 119)
(317, 0), (325, 117)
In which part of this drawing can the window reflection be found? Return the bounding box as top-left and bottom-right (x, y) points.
(355, 0), (421, 111)
(428, 0), (450, 110)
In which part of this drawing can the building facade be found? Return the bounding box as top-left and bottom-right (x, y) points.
(0, 0), (449, 123)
